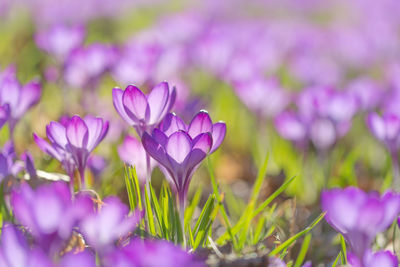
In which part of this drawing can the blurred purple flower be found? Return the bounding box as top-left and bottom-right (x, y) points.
(103, 238), (205, 267)
(348, 249), (398, 267)
(80, 196), (140, 252)
(87, 155), (107, 178)
(0, 223), (97, 267)
(35, 24), (85, 61)
(321, 187), (400, 259)
(367, 112), (400, 153)
(118, 135), (155, 185)
(0, 65), (41, 134)
(0, 142), (25, 182)
(10, 182), (93, 255)
(34, 115), (109, 188)
(64, 43), (116, 88)
(347, 77), (382, 111)
(112, 81), (176, 136)
(234, 77), (290, 118)
(275, 111), (307, 145)
(142, 111), (225, 208)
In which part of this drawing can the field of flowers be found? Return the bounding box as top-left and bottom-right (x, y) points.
(1, 0), (400, 266)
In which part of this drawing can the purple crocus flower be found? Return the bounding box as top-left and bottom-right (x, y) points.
(34, 115), (109, 188)
(367, 112), (400, 189)
(367, 112), (400, 153)
(118, 134), (155, 185)
(35, 24), (85, 61)
(10, 182), (93, 255)
(0, 104), (9, 129)
(159, 111), (226, 154)
(0, 142), (25, 182)
(0, 65), (41, 134)
(64, 43), (116, 88)
(348, 250), (398, 267)
(0, 223), (97, 267)
(80, 196), (140, 252)
(321, 187), (400, 260)
(103, 238), (205, 267)
(142, 111), (225, 210)
(233, 77), (290, 118)
(112, 81), (176, 137)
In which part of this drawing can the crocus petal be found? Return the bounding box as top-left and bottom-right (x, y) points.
(365, 250), (399, 267)
(60, 251), (97, 267)
(0, 104), (9, 129)
(0, 224), (29, 267)
(383, 113), (400, 141)
(33, 188), (64, 234)
(84, 116), (109, 151)
(118, 135), (149, 184)
(210, 122), (226, 153)
(142, 132), (170, 168)
(147, 81), (169, 125)
(160, 113), (187, 136)
(166, 131), (192, 163)
(152, 128), (168, 147)
(46, 121), (68, 149)
(367, 113), (385, 141)
(66, 116), (89, 149)
(14, 81), (41, 118)
(188, 111), (213, 138)
(192, 133), (212, 154)
(33, 134), (62, 161)
(275, 112), (306, 142)
(310, 118), (336, 150)
(122, 85), (150, 123)
(112, 88), (136, 125)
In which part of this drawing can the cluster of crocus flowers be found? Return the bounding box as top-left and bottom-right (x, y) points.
(321, 187), (400, 266)
(275, 86), (359, 151)
(0, 181), (201, 267)
(34, 115), (109, 189)
(0, 65), (41, 136)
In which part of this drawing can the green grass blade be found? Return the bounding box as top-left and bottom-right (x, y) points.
(216, 175), (295, 245)
(144, 184), (156, 236)
(150, 184), (166, 238)
(294, 233), (312, 267)
(185, 185), (202, 228)
(207, 157), (237, 248)
(269, 212), (325, 257)
(340, 234), (347, 264)
(193, 194), (216, 236)
(332, 252), (342, 267)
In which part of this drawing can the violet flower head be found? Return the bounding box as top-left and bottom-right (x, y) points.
(80, 196), (140, 252)
(0, 141), (24, 182)
(64, 43), (116, 88)
(274, 111), (307, 145)
(0, 65), (41, 133)
(0, 223), (97, 267)
(10, 182), (93, 255)
(367, 112), (400, 154)
(321, 187), (400, 259)
(348, 250), (398, 267)
(35, 24), (85, 61)
(118, 134), (155, 185)
(34, 115), (109, 186)
(112, 81), (176, 136)
(142, 111), (226, 207)
(159, 111), (226, 153)
(103, 238), (205, 267)
(233, 77), (290, 118)
(0, 104), (9, 130)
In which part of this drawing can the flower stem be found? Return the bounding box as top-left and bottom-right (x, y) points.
(178, 194), (186, 249)
(391, 151), (400, 191)
(79, 168), (86, 190)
